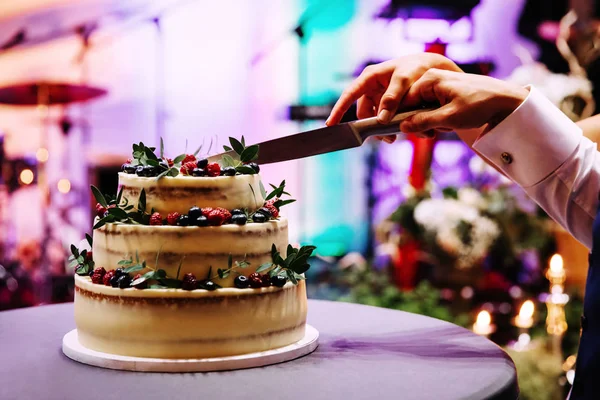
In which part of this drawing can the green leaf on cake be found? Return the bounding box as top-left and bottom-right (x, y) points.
(222, 154), (237, 168)
(138, 189), (147, 212)
(70, 244), (79, 258)
(176, 257), (185, 280)
(148, 284), (168, 289)
(116, 187), (124, 205)
(241, 135), (246, 146)
(124, 264), (144, 274)
(259, 181), (267, 199)
(274, 199), (296, 208)
(146, 159), (160, 168)
(236, 165), (256, 175)
(217, 268), (229, 279)
(173, 154), (186, 164)
(108, 207), (129, 220)
(223, 145), (233, 152)
(91, 185), (108, 208)
(159, 278), (182, 289)
(229, 137), (245, 155)
(240, 145), (259, 163)
(255, 262), (272, 273)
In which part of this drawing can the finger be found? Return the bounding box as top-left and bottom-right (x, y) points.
(357, 95), (377, 119)
(327, 66), (380, 126)
(377, 71), (410, 123)
(400, 104), (455, 133)
(401, 68), (446, 108)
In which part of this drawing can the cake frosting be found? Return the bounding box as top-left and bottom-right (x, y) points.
(70, 139), (315, 359)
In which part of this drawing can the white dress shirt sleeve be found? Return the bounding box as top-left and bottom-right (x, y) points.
(473, 86), (600, 250)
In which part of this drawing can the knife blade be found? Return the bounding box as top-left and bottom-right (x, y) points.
(207, 108), (433, 165)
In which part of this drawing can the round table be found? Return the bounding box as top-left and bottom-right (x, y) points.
(0, 300), (518, 400)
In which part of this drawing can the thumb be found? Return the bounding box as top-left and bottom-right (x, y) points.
(400, 105), (454, 133)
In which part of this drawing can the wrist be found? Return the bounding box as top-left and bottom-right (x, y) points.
(486, 86), (529, 132)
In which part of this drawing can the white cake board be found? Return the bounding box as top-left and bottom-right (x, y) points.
(62, 325), (319, 372)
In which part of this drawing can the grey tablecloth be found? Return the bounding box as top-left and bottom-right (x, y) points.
(0, 300), (518, 400)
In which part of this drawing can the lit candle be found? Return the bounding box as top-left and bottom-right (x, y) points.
(514, 300), (535, 329)
(473, 310), (495, 337)
(548, 254), (565, 281)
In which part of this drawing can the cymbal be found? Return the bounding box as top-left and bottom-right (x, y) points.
(0, 82), (107, 106)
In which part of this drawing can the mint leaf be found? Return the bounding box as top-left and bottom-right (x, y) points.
(91, 185), (107, 208)
(229, 137), (244, 155)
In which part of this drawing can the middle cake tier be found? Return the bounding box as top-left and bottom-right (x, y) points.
(93, 218), (288, 287)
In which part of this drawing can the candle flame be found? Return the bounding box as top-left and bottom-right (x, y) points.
(519, 300), (534, 319)
(550, 254), (563, 272)
(476, 310), (491, 326)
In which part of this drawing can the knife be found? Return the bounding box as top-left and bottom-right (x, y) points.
(207, 108), (433, 165)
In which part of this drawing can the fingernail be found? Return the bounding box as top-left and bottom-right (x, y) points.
(383, 136), (395, 144)
(378, 109), (391, 123)
(325, 118), (331, 126)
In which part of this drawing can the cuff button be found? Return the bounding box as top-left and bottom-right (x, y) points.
(500, 152), (513, 164)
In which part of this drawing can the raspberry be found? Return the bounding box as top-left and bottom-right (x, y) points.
(86, 251), (93, 262)
(167, 212), (181, 226)
(126, 158), (132, 163)
(182, 154), (197, 164)
(248, 272), (263, 288)
(165, 158), (174, 167)
(103, 270), (115, 286)
(132, 274), (147, 289)
(263, 200), (279, 218)
(182, 273), (197, 291)
(95, 203), (107, 218)
(92, 273), (104, 284)
(206, 163), (221, 177)
(180, 161), (197, 175)
(93, 267), (106, 277)
(206, 208), (232, 226)
(201, 207), (214, 217)
(149, 212), (163, 225)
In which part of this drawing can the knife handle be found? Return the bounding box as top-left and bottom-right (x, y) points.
(350, 108), (435, 142)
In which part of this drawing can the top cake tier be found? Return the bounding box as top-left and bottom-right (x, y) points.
(118, 173), (265, 214)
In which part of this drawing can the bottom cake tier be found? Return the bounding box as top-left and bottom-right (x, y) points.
(74, 275), (307, 359)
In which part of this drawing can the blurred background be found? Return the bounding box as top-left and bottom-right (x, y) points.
(0, 0), (598, 398)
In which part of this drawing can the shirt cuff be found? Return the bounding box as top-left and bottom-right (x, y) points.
(472, 85), (582, 188)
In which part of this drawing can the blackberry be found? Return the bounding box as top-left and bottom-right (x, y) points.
(234, 275), (250, 288)
(115, 268), (125, 277)
(177, 215), (190, 226)
(271, 275), (287, 287)
(231, 209), (244, 215)
(221, 166), (236, 176)
(188, 206), (202, 220)
(194, 215), (209, 227)
(192, 168), (206, 177)
(197, 158), (208, 169)
(248, 163), (260, 173)
(117, 275), (132, 289)
(252, 212), (268, 223)
(231, 214), (247, 225)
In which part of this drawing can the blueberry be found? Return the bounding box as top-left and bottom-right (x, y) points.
(234, 275), (250, 288)
(271, 275), (287, 287)
(110, 274), (120, 287)
(122, 163), (136, 174)
(197, 158), (208, 169)
(143, 165), (157, 177)
(252, 212), (268, 223)
(88, 269), (95, 277)
(231, 214), (247, 225)
(188, 206), (202, 220)
(248, 163), (260, 173)
(192, 168), (206, 177)
(159, 160), (169, 170)
(195, 215), (209, 227)
(135, 165), (145, 176)
(258, 207), (272, 218)
(117, 275), (132, 289)
(201, 280), (217, 291)
(231, 209), (245, 215)
(177, 215), (190, 226)
(221, 166), (236, 176)
(115, 268), (125, 277)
